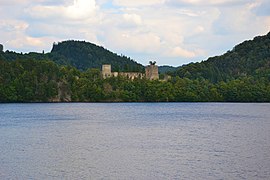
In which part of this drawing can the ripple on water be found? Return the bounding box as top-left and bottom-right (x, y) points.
(0, 103), (270, 179)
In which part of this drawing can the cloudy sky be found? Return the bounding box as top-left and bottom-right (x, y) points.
(0, 0), (269, 66)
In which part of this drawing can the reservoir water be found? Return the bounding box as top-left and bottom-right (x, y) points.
(0, 103), (270, 179)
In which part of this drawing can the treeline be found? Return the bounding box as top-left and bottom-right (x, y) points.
(1, 32), (270, 102)
(1, 59), (269, 102)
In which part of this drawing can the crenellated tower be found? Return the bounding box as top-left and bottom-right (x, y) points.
(145, 61), (159, 80)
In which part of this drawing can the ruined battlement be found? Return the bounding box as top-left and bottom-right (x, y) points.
(102, 62), (159, 80)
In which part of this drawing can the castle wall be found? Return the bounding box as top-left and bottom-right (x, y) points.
(112, 72), (119, 77)
(102, 64), (159, 80)
(119, 72), (144, 80)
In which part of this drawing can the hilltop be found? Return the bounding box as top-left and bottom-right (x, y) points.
(50, 41), (144, 72)
(0, 40), (144, 72)
(173, 32), (270, 82)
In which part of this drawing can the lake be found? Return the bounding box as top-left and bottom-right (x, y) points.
(0, 103), (270, 179)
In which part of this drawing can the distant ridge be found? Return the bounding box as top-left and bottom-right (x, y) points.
(158, 65), (178, 74)
(174, 32), (270, 82)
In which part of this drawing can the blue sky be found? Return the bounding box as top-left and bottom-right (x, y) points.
(0, 0), (269, 66)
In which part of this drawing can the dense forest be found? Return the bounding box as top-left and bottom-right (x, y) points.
(159, 65), (178, 74)
(50, 41), (144, 72)
(174, 32), (270, 83)
(0, 32), (270, 102)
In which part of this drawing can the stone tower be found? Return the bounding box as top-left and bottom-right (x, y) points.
(102, 64), (112, 78)
(145, 63), (159, 80)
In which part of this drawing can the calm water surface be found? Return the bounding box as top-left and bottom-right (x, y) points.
(0, 103), (270, 179)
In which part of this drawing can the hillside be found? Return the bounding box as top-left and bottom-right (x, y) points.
(1, 33), (270, 102)
(1, 58), (269, 102)
(158, 65), (178, 74)
(50, 40), (144, 72)
(0, 40), (144, 72)
(174, 32), (270, 82)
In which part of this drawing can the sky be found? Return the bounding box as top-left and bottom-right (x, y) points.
(0, 0), (270, 66)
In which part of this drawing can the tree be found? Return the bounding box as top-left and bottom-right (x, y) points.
(0, 44), (3, 52)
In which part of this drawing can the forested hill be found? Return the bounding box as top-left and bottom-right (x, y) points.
(0, 40), (144, 72)
(174, 32), (270, 82)
(50, 41), (144, 71)
(1, 33), (270, 102)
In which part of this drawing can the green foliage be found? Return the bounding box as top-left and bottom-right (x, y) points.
(158, 65), (178, 74)
(0, 33), (270, 102)
(50, 40), (144, 72)
(0, 58), (269, 102)
(0, 59), (59, 102)
(174, 32), (270, 82)
(0, 40), (144, 72)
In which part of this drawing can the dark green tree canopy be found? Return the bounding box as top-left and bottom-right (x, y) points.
(173, 31), (270, 82)
(0, 32), (270, 103)
(50, 40), (144, 72)
(0, 40), (144, 72)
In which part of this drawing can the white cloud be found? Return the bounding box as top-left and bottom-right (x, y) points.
(0, 20), (29, 31)
(8, 37), (46, 49)
(0, 0), (44, 6)
(66, 0), (97, 19)
(26, 0), (98, 20)
(104, 30), (161, 53)
(166, 0), (252, 6)
(113, 0), (165, 7)
(170, 46), (205, 58)
(171, 47), (196, 58)
(123, 14), (142, 26)
(0, 0), (270, 66)
(0, 19), (54, 52)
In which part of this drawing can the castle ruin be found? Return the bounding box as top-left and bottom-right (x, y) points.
(102, 62), (159, 80)
(145, 64), (159, 80)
